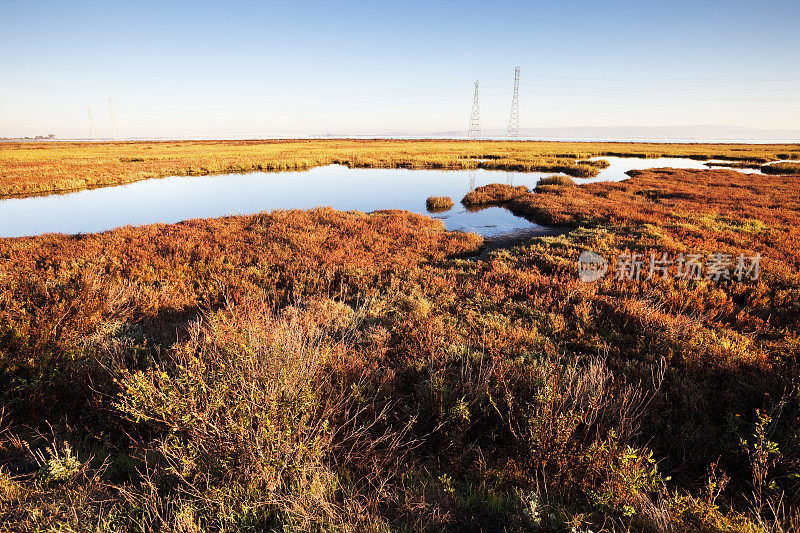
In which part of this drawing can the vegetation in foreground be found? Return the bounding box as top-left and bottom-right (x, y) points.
(1, 139), (800, 197)
(0, 161), (799, 530)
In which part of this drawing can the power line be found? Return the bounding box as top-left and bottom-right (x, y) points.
(85, 105), (97, 140)
(468, 80), (480, 138)
(107, 98), (120, 140)
(506, 66), (520, 139)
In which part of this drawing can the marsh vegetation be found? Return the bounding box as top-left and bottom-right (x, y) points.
(461, 183), (530, 207)
(534, 174), (577, 192)
(1, 139), (799, 197)
(425, 195), (454, 212)
(0, 142), (799, 531)
(760, 161), (800, 175)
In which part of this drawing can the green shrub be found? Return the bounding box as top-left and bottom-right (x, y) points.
(27, 441), (83, 483)
(114, 300), (399, 530)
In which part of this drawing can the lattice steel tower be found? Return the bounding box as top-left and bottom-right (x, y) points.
(86, 105), (97, 140)
(107, 98), (120, 140)
(506, 66), (520, 139)
(467, 80), (480, 139)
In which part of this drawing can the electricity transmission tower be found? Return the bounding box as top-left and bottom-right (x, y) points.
(467, 80), (480, 139)
(86, 105), (97, 140)
(506, 66), (520, 139)
(107, 98), (119, 140)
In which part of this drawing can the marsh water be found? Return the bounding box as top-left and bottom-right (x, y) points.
(0, 157), (774, 239)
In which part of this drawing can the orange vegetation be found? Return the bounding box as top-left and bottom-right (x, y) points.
(425, 195), (454, 211)
(461, 183), (529, 206)
(1, 164), (800, 530)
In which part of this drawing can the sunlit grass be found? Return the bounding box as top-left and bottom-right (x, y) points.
(1, 139), (798, 197)
(425, 195), (454, 212)
(461, 183), (530, 206)
(534, 174), (577, 191)
(761, 161), (800, 174)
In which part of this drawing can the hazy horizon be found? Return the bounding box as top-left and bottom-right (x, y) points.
(6, 124), (800, 143)
(2, 0), (799, 140)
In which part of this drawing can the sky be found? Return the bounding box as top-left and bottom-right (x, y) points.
(1, 0), (799, 139)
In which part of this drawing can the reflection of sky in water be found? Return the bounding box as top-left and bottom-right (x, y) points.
(0, 157), (770, 238)
(0, 166), (551, 238)
(583, 156), (710, 182)
(585, 156), (774, 181)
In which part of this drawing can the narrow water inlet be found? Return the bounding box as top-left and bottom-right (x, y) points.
(0, 157), (771, 239)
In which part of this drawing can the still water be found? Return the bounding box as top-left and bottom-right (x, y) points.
(0, 157), (769, 239)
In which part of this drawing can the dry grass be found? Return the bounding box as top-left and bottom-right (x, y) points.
(1, 148), (800, 530)
(461, 183), (529, 207)
(506, 167), (800, 269)
(113, 300), (411, 530)
(761, 161), (800, 175)
(534, 174), (577, 192)
(704, 161), (763, 169)
(425, 196), (454, 212)
(537, 174), (576, 186)
(1, 139), (799, 197)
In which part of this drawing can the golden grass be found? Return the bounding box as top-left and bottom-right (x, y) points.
(461, 183), (530, 206)
(425, 196), (454, 212)
(704, 161), (763, 169)
(534, 174), (577, 192)
(761, 161), (800, 175)
(1, 139), (798, 197)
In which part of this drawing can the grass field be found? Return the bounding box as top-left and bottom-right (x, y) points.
(1, 139), (800, 197)
(0, 142), (799, 531)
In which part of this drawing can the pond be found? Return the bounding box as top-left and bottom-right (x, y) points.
(0, 156), (773, 239)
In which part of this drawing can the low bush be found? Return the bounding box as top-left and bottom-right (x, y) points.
(426, 195), (454, 211)
(761, 161), (800, 175)
(535, 174), (577, 192)
(461, 183), (529, 207)
(579, 159), (610, 169)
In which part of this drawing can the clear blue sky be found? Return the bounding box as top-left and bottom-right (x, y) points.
(1, 0), (798, 138)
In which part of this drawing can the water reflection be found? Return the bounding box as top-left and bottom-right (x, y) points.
(0, 157), (773, 239)
(0, 166), (554, 239)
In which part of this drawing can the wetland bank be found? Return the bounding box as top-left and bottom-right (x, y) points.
(1, 139), (797, 238)
(1, 140), (800, 531)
